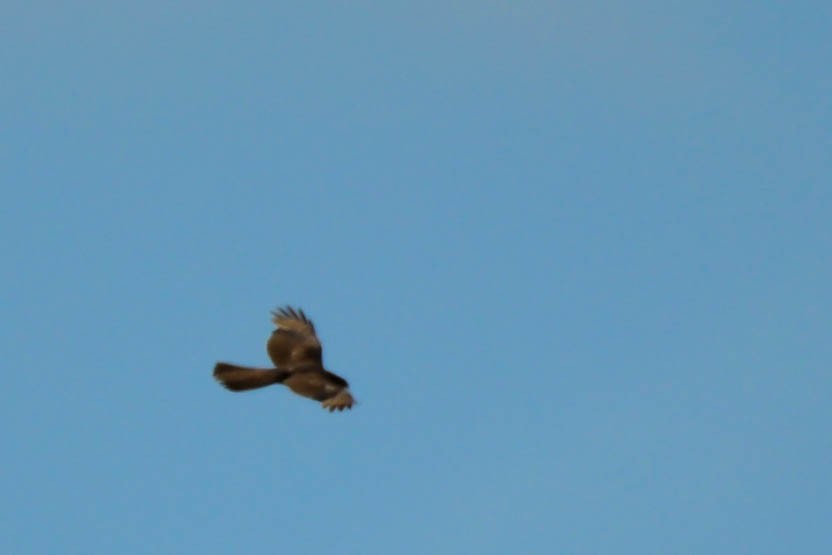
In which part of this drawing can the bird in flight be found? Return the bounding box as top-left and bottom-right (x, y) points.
(213, 306), (355, 412)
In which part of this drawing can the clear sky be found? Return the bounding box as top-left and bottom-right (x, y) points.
(2, 2), (830, 554)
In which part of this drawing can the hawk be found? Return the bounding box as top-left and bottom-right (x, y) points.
(213, 306), (355, 412)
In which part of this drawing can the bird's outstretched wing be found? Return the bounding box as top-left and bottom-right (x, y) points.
(267, 306), (323, 369)
(213, 362), (288, 391)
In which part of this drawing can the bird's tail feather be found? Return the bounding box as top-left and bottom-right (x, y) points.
(213, 363), (288, 391)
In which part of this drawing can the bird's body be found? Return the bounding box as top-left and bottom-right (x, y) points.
(213, 306), (355, 412)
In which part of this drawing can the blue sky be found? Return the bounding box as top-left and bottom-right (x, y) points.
(2, 2), (830, 553)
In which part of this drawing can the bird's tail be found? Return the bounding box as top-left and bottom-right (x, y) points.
(213, 363), (289, 391)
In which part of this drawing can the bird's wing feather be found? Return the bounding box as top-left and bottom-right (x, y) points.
(267, 306), (323, 368)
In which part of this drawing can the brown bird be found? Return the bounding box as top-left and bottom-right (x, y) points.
(213, 306), (355, 412)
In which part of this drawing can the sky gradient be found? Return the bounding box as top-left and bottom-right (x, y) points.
(2, 2), (830, 554)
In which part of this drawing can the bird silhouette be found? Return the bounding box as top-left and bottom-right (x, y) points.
(213, 306), (355, 412)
